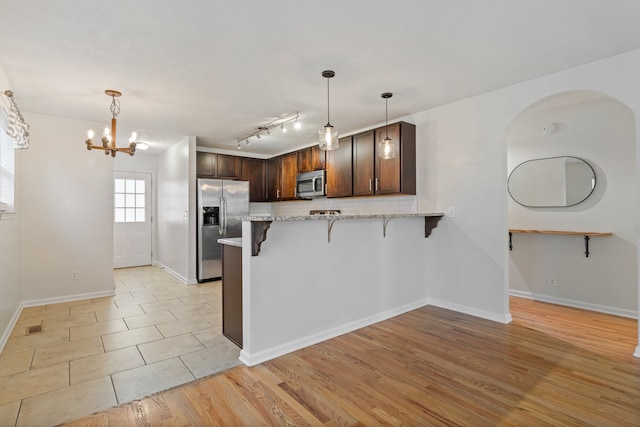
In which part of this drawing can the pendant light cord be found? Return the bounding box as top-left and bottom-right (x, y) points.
(385, 97), (389, 138)
(326, 77), (330, 125)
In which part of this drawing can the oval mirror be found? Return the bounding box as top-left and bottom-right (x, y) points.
(508, 156), (596, 207)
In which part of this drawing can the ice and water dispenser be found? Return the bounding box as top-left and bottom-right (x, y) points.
(202, 206), (219, 226)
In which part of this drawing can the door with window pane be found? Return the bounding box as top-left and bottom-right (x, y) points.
(114, 172), (152, 268)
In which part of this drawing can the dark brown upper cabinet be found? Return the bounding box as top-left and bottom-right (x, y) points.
(373, 122), (416, 195)
(266, 152), (298, 201)
(352, 130), (376, 196)
(196, 152), (240, 179)
(239, 157), (267, 202)
(326, 136), (353, 198)
(298, 145), (326, 173)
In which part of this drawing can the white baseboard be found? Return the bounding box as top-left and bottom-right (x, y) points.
(509, 290), (638, 319)
(20, 290), (116, 309)
(153, 261), (195, 284)
(239, 298), (430, 366)
(429, 298), (513, 324)
(0, 304), (24, 354)
(634, 346), (640, 358)
(0, 289), (115, 354)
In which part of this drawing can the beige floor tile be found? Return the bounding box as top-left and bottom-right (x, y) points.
(70, 319), (128, 341)
(2, 328), (69, 355)
(70, 346), (145, 385)
(155, 316), (212, 338)
(138, 333), (205, 364)
(123, 310), (176, 329)
(0, 362), (68, 406)
(0, 349), (33, 377)
(17, 376), (117, 427)
(95, 304), (145, 322)
(114, 293), (158, 308)
(200, 311), (222, 328)
(32, 337), (104, 369)
(0, 400), (20, 427)
(43, 312), (97, 331)
(152, 290), (193, 301)
(169, 302), (218, 320)
(112, 357), (195, 404)
(140, 299), (187, 313)
(69, 298), (117, 315)
(179, 294), (217, 307)
(102, 325), (163, 352)
(180, 339), (241, 378)
(192, 329), (225, 348)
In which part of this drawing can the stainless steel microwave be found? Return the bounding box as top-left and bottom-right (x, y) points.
(296, 170), (326, 198)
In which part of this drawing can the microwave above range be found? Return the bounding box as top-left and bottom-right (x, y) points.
(296, 169), (326, 198)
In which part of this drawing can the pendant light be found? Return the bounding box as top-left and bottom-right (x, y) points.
(319, 70), (339, 151)
(379, 92), (396, 159)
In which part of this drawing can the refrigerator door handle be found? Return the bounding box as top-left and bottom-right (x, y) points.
(219, 197), (225, 235)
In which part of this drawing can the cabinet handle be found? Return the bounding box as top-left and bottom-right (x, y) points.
(369, 179), (372, 192)
(277, 188), (280, 199)
(375, 178), (379, 191)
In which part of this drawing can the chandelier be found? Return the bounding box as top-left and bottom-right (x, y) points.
(85, 90), (138, 157)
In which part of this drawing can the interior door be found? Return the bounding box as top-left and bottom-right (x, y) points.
(114, 172), (152, 268)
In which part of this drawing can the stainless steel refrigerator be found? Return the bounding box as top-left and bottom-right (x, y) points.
(197, 178), (249, 282)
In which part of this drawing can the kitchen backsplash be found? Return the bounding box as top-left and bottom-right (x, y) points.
(250, 196), (419, 217)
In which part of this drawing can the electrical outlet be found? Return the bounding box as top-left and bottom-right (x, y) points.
(548, 276), (557, 287)
(447, 206), (456, 218)
(71, 270), (78, 280)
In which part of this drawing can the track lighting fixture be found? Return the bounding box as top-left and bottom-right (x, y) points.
(319, 70), (338, 151)
(235, 112), (300, 150)
(379, 92), (396, 159)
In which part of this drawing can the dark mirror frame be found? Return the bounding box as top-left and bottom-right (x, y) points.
(508, 156), (596, 208)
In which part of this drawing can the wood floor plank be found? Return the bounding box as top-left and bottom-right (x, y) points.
(61, 297), (640, 426)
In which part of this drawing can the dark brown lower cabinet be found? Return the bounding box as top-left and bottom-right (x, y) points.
(222, 244), (242, 348)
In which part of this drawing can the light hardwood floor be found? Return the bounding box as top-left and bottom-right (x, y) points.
(0, 266), (240, 427)
(61, 297), (640, 426)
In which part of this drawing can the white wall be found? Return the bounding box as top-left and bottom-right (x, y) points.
(508, 93), (637, 316)
(0, 64), (22, 349)
(241, 217), (437, 365)
(156, 136), (196, 283)
(19, 113), (114, 301)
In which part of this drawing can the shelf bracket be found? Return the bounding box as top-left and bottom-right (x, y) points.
(327, 218), (338, 243)
(382, 217), (393, 238)
(509, 232), (513, 251)
(425, 215), (443, 238)
(584, 235), (590, 258)
(251, 221), (271, 256)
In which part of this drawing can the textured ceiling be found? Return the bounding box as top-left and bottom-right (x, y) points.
(2, 0), (640, 156)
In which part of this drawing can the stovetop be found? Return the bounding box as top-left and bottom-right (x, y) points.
(309, 209), (341, 216)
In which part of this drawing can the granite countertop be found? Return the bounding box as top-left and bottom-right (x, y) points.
(217, 237), (242, 247)
(237, 213), (444, 221)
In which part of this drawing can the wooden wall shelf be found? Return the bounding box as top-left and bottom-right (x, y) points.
(508, 229), (613, 258)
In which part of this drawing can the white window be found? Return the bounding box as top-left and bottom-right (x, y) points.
(114, 178), (146, 223)
(0, 96), (15, 211)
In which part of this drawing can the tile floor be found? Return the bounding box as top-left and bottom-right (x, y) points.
(0, 266), (241, 427)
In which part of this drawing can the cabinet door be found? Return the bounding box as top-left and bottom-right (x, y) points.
(326, 136), (353, 198)
(266, 157), (281, 201)
(217, 154), (240, 179)
(375, 123), (401, 194)
(352, 130), (375, 196)
(375, 122), (416, 195)
(240, 157), (266, 202)
(222, 244), (243, 348)
(311, 145), (326, 170)
(280, 152), (298, 200)
(298, 147), (313, 173)
(196, 152), (217, 177)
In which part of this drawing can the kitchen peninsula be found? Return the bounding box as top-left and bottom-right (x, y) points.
(236, 212), (445, 367)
